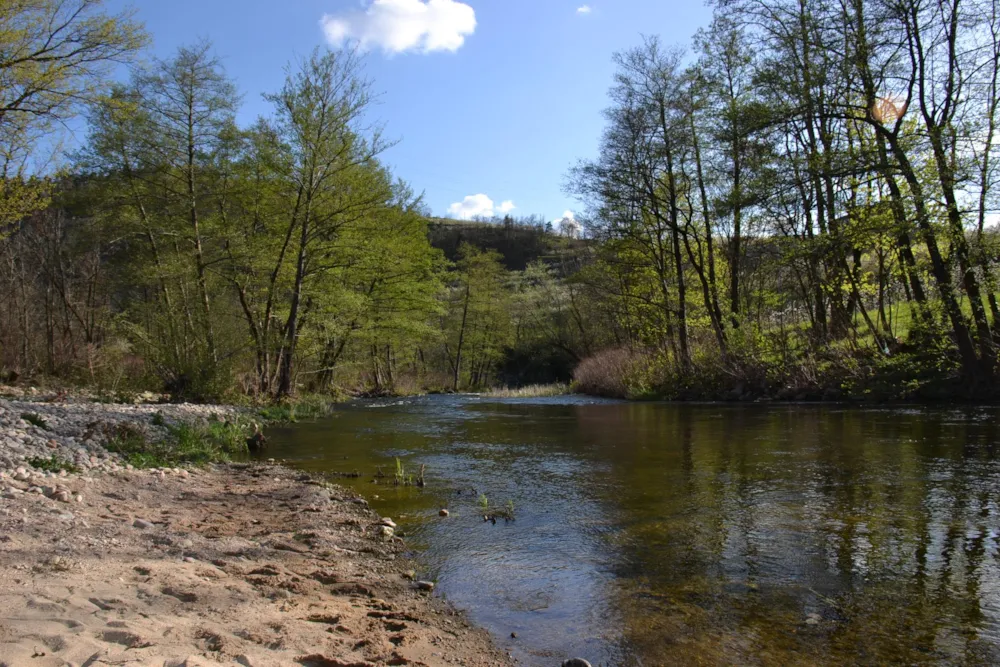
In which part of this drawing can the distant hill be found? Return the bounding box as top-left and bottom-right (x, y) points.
(427, 216), (583, 271)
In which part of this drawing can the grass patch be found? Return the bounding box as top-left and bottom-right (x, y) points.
(477, 494), (516, 521)
(483, 383), (571, 398)
(103, 417), (253, 469)
(390, 457), (426, 487)
(257, 395), (336, 424)
(26, 455), (79, 474)
(20, 412), (48, 429)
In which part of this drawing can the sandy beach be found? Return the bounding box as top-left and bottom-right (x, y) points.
(0, 395), (514, 667)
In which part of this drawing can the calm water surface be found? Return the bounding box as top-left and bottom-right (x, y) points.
(263, 396), (1000, 666)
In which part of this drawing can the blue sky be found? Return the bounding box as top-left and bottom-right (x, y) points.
(103, 0), (713, 221)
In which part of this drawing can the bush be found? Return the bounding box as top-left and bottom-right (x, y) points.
(572, 348), (659, 398)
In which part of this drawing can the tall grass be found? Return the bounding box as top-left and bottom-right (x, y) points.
(484, 383), (571, 398)
(256, 394), (336, 423)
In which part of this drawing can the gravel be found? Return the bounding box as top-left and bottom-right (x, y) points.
(0, 394), (244, 481)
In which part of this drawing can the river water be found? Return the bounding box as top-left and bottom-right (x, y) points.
(262, 395), (1000, 666)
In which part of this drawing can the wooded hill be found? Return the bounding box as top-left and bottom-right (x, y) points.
(1, 0), (999, 403)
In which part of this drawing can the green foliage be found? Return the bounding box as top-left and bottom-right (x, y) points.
(256, 395), (336, 423)
(484, 384), (571, 398)
(104, 418), (251, 469)
(427, 216), (568, 270)
(477, 494), (516, 521)
(5, 0), (998, 405)
(442, 244), (515, 391)
(0, 0), (147, 230)
(27, 455), (79, 474)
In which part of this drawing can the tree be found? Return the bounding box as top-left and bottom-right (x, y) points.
(571, 38), (696, 368)
(77, 43), (242, 395)
(0, 0), (146, 229)
(444, 244), (513, 390)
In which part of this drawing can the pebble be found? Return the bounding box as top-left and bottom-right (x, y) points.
(132, 518), (155, 530)
(416, 580), (435, 591)
(562, 660), (593, 667)
(380, 517), (397, 528)
(378, 525), (394, 539)
(439, 509), (450, 517)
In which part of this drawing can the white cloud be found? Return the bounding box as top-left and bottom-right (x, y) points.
(321, 0), (477, 55)
(449, 194), (495, 220)
(577, 5), (593, 14)
(447, 194), (517, 220)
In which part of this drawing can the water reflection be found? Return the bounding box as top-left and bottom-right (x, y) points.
(264, 398), (1000, 666)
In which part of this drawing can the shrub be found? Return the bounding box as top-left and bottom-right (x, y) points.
(572, 348), (657, 398)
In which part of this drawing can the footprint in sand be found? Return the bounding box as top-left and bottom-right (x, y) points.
(161, 586), (198, 603)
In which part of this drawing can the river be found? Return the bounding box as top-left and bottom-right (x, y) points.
(262, 395), (1000, 666)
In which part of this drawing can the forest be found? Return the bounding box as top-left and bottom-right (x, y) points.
(0, 0), (998, 403)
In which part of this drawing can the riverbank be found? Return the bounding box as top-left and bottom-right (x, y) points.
(571, 345), (1000, 404)
(0, 395), (514, 667)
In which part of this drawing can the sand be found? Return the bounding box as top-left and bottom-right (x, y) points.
(0, 462), (515, 667)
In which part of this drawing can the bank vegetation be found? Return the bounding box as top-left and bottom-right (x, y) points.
(0, 0), (998, 403)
